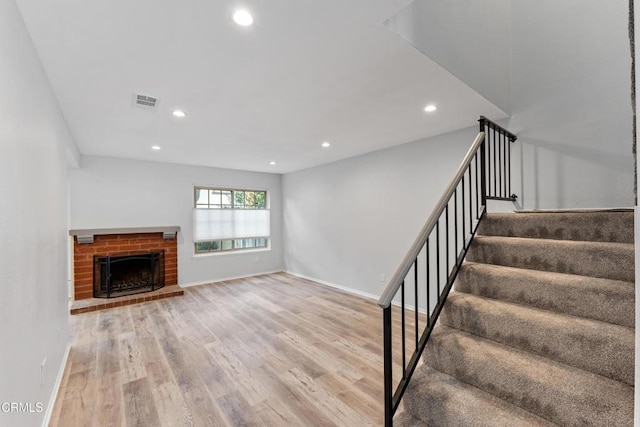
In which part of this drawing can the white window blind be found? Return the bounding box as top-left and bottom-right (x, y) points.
(193, 209), (270, 242)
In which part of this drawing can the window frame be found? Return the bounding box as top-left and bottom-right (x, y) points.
(193, 186), (270, 255)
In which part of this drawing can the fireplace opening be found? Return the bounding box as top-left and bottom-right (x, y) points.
(93, 250), (165, 298)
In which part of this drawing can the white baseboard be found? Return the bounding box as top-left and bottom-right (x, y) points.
(284, 270), (427, 314)
(41, 343), (71, 427)
(517, 206), (634, 213)
(284, 270), (381, 302)
(179, 270), (283, 288)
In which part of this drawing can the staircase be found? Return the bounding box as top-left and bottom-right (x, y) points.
(396, 210), (635, 426)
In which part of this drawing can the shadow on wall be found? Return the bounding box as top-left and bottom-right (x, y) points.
(523, 137), (633, 209)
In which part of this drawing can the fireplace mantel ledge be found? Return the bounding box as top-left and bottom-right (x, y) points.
(69, 226), (180, 244)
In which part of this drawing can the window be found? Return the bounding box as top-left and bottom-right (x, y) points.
(193, 187), (270, 254)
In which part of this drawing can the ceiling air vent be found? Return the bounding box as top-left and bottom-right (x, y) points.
(132, 93), (159, 110)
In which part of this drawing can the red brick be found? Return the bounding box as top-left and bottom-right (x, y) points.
(117, 244), (141, 251)
(74, 267), (92, 275)
(75, 292), (93, 300)
(74, 246), (93, 254)
(74, 255), (93, 263)
(76, 272), (93, 280)
(74, 266), (93, 275)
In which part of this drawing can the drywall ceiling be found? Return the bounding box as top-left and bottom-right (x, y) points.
(16, 0), (505, 173)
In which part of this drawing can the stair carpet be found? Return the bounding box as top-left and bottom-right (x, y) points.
(398, 210), (635, 427)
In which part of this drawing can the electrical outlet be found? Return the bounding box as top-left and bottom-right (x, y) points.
(255, 256), (260, 263)
(380, 273), (386, 282)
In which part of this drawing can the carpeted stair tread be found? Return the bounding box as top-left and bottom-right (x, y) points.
(478, 211), (634, 243)
(455, 262), (634, 328)
(424, 326), (634, 427)
(440, 292), (634, 385)
(467, 235), (634, 282)
(402, 365), (556, 427)
(394, 411), (428, 426)
(400, 210), (634, 425)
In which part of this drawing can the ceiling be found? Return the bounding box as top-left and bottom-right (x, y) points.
(16, 0), (505, 174)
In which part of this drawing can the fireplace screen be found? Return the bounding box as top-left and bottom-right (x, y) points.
(93, 251), (165, 298)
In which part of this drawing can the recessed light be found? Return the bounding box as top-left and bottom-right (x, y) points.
(233, 9), (254, 26)
(172, 110), (186, 117)
(424, 104), (437, 112)
(269, 161), (276, 165)
(151, 145), (161, 150)
(321, 141), (331, 148)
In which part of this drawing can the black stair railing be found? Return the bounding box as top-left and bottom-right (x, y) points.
(377, 116), (517, 426)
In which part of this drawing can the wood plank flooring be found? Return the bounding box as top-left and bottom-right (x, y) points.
(50, 272), (419, 426)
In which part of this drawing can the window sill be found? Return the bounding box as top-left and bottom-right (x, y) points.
(191, 247), (271, 259)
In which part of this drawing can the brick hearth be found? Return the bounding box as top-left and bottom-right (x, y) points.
(70, 286), (183, 315)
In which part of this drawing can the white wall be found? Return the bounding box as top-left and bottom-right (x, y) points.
(283, 126), (477, 297)
(386, 0), (512, 113)
(509, 0), (634, 209)
(0, 1), (75, 426)
(70, 156), (283, 286)
(388, 0), (634, 209)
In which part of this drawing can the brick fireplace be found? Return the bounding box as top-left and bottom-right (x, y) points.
(70, 227), (180, 301)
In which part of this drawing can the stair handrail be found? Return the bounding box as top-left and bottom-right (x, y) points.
(377, 131), (486, 309)
(378, 117), (517, 426)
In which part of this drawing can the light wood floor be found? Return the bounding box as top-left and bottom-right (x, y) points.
(50, 272), (418, 426)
